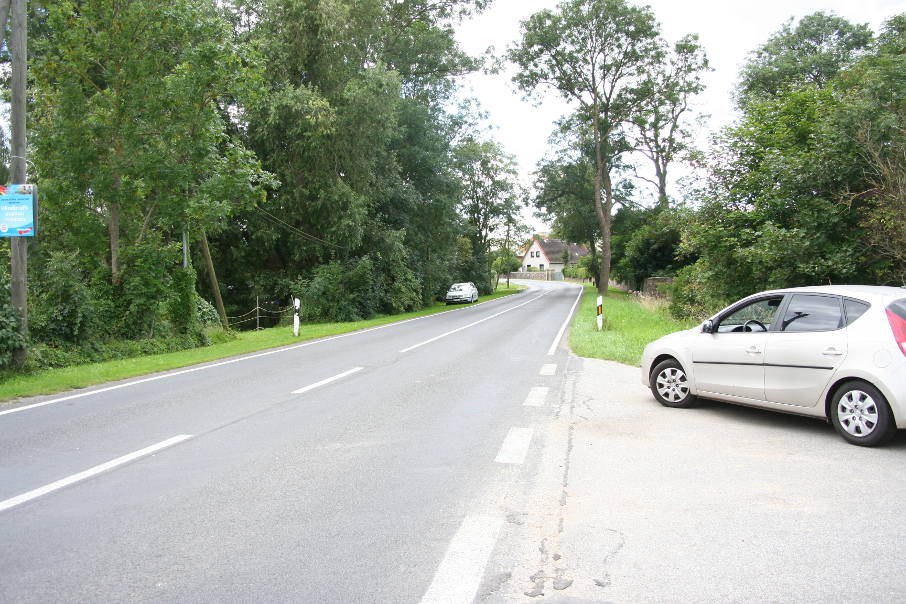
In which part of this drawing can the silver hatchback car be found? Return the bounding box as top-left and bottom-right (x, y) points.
(641, 285), (906, 446)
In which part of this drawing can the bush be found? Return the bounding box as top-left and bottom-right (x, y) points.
(299, 257), (378, 322)
(373, 232), (422, 314)
(563, 266), (589, 280)
(196, 295), (221, 327)
(27, 333), (205, 369)
(30, 251), (94, 344)
(169, 267), (201, 336)
(0, 270), (25, 368)
(119, 239), (177, 339)
(669, 261), (730, 321)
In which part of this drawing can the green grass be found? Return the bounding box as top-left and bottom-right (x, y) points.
(0, 283), (525, 403)
(569, 284), (695, 366)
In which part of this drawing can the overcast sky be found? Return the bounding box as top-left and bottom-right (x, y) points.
(453, 0), (905, 231)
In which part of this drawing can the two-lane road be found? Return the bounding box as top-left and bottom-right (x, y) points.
(0, 280), (582, 603)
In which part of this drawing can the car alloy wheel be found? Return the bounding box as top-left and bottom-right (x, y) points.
(650, 359), (697, 408)
(830, 381), (896, 447)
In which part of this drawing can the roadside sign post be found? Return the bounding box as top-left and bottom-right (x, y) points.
(293, 297), (300, 337)
(596, 295), (603, 331)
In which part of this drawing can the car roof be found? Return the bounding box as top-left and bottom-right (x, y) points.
(756, 285), (906, 303)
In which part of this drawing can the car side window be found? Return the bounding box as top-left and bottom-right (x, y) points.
(843, 298), (871, 326)
(716, 296), (783, 333)
(780, 294), (843, 332)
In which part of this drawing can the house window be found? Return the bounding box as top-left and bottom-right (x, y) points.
(540, 264), (545, 270)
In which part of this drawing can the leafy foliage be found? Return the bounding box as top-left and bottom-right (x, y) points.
(0, 269), (26, 368)
(510, 0), (690, 292)
(738, 12), (873, 105)
(30, 252), (93, 344)
(670, 12), (906, 319)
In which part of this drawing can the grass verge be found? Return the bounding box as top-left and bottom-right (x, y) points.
(569, 284), (695, 366)
(0, 284), (525, 402)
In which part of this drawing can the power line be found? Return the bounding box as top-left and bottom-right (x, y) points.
(254, 206), (341, 248)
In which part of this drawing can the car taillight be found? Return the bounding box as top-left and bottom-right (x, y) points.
(887, 301), (906, 357)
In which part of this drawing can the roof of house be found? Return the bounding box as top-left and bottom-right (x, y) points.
(521, 238), (589, 263)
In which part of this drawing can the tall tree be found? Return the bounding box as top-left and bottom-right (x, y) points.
(632, 34), (709, 207)
(218, 0), (491, 312)
(738, 11), (873, 105)
(453, 137), (521, 292)
(32, 0), (270, 287)
(670, 13), (905, 319)
(509, 0), (665, 294)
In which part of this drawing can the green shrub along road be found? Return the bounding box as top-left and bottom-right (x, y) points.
(0, 286), (524, 403)
(568, 284), (695, 366)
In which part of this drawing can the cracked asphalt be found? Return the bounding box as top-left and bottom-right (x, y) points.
(480, 355), (906, 603)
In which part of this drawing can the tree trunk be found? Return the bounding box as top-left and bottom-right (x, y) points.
(109, 136), (125, 286)
(199, 229), (229, 330)
(591, 108), (611, 295)
(108, 199), (121, 285)
(655, 162), (668, 208)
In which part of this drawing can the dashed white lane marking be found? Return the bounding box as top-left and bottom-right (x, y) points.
(0, 292), (518, 419)
(400, 294), (546, 353)
(547, 286), (584, 356)
(0, 435), (194, 514)
(291, 367), (363, 394)
(494, 427), (534, 464)
(419, 514), (504, 604)
(540, 364), (557, 376)
(523, 387), (549, 407)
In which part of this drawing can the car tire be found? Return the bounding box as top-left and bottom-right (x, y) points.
(650, 359), (697, 408)
(830, 381), (897, 447)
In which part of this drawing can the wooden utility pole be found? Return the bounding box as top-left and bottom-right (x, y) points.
(9, 0), (28, 365)
(199, 229), (229, 330)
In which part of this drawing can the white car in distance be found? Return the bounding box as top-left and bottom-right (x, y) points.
(641, 285), (906, 446)
(445, 282), (479, 304)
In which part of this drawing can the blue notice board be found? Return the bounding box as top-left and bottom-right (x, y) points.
(0, 184), (36, 237)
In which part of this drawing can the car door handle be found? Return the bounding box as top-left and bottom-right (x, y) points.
(822, 348), (844, 357)
(745, 346), (762, 355)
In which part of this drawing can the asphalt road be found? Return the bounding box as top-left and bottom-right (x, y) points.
(0, 280), (583, 603)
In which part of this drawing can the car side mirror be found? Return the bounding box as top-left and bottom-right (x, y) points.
(702, 320), (715, 334)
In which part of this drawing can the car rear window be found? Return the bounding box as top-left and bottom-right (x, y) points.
(889, 299), (906, 320)
(843, 298), (871, 326)
(780, 294), (843, 332)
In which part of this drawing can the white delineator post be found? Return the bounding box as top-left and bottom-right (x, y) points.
(596, 295), (603, 331)
(293, 297), (300, 337)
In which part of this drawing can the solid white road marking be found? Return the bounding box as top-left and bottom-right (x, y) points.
(419, 514), (504, 604)
(494, 427), (534, 464)
(0, 435), (194, 514)
(547, 286), (584, 356)
(540, 364), (557, 376)
(292, 367), (363, 394)
(0, 292), (518, 419)
(523, 387), (549, 407)
(400, 294), (546, 353)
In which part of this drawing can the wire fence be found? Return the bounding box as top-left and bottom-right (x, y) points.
(227, 297), (295, 330)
